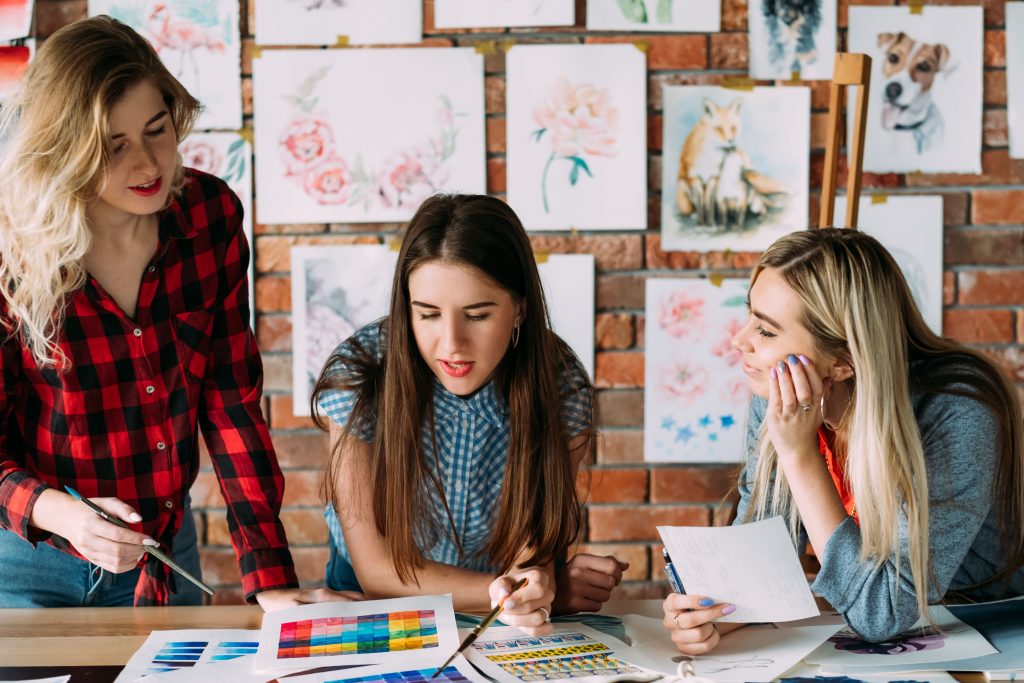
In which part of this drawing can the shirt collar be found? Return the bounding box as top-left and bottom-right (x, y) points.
(432, 377), (508, 428)
(158, 173), (202, 242)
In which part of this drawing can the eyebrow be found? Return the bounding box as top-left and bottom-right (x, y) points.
(752, 308), (784, 331)
(411, 301), (498, 311)
(111, 111), (169, 140)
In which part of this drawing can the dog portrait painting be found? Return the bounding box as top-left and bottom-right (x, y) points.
(749, 0), (835, 79)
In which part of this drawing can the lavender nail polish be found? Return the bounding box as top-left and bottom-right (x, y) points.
(798, 354), (811, 366)
(721, 604), (737, 616)
(770, 367), (778, 380)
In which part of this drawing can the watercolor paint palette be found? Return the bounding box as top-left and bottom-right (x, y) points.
(278, 611), (438, 658)
(112, 630), (261, 683)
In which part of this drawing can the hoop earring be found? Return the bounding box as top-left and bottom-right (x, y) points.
(512, 325), (520, 349)
(820, 394), (839, 431)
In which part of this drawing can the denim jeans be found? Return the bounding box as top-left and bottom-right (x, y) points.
(0, 500), (204, 607)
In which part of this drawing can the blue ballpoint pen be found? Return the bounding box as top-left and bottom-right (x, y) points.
(662, 548), (686, 595)
(64, 485), (214, 596)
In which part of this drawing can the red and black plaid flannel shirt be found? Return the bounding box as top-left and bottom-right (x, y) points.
(0, 169), (298, 605)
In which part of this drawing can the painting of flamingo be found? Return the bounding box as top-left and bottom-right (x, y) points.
(0, 0), (32, 41)
(254, 0), (420, 46)
(0, 43), (32, 104)
(89, 0), (241, 130)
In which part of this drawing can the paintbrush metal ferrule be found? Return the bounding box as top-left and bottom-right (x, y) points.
(146, 545), (215, 596)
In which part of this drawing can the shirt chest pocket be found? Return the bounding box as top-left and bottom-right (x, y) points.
(174, 309), (215, 385)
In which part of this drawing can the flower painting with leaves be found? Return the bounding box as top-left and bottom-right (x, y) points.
(507, 44), (646, 230)
(254, 48), (485, 224)
(586, 0), (719, 33)
(253, 0), (421, 46)
(89, 0), (241, 129)
(645, 278), (751, 462)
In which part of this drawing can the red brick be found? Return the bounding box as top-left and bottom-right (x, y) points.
(242, 78), (252, 117)
(262, 354), (293, 392)
(282, 470), (325, 507)
(254, 235), (380, 273)
(943, 309), (1015, 344)
(1018, 313), (1024, 344)
(579, 468), (648, 503)
(721, 0), (749, 30)
(939, 193), (970, 226)
(985, 30), (1005, 68)
(190, 471), (223, 508)
(646, 235), (761, 270)
(269, 396), (319, 430)
(958, 271), (1024, 305)
(595, 352), (644, 388)
(35, 0), (85, 38)
(254, 221), (328, 236)
(485, 76), (505, 114)
(210, 587), (245, 606)
(636, 315), (646, 348)
(486, 117), (506, 153)
(487, 157), (506, 194)
(588, 505), (710, 542)
(810, 152), (901, 190)
(648, 115), (663, 151)
(985, 72), (1006, 106)
(281, 509), (329, 545)
(810, 112), (830, 150)
(256, 315), (291, 352)
(945, 230), (1024, 266)
(972, 190), (1024, 225)
(595, 313), (636, 350)
(597, 430), (644, 464)
(906, 151), (1024, 187)
(200, 547), (241, 587)
(983, 109), (1008, 148)
(596, 390), (644, 428)
(981, 347), (1024, 382)
(271, 432), (330, 469)
(597, 274), (646, 308)
(650, 466), (742, 503)
(292, 546), (331, 584)
(575, 543), (650, 582)
(585, 35), (708, 71)
(944, 272), (955, 306)
(529, 235), (644, 271)
(710, 34), (748, 70)
(253, 276), (291, 313)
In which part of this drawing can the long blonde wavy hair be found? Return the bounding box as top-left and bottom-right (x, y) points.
(0, 16), (200, 367)
(744, 228), (1024, 621)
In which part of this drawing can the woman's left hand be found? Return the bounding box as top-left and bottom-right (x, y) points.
(766, 354), (826, 460)
(255, 587), (365, 612)
(489, 566), (555, 635)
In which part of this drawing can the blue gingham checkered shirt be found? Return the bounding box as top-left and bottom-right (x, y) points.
(319, 320), (592, 582)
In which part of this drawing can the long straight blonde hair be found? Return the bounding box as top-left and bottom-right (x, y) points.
(744, 228), (1024, 620)
(0, 16), (199, 367)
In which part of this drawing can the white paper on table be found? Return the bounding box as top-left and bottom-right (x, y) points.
(779, 661), (960, 683)
(464, 623), (654, 682)
(277, 654), (489, 683)
(537, 254), (595, 380)
(806, 605), (997, 670)
(657, 516), (819, 623)
(145, 653), (320, 683)
(619, 614), (842, 681)
(254, 595), (458, 672)
(112, 629), (261, 682)
(3, 678), (71, 683)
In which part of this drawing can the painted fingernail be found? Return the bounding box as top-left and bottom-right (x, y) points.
(142, 538), (160, 547)
(721, 604), (737, 615)
(777, 361), (787, 374)
(129, 513), (142, 522)
(787, 354), (798, 365)
(770, 367), (778, 380)
(698, 598), (714, 607)
(798, 354), (811, 366)
(504, 599), (516, 609)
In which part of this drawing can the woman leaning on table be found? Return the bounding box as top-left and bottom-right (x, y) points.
(0, 16), (353, 609)
(663, 228), (1024, 649)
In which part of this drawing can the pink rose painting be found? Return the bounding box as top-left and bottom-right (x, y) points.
(179, 139), (223, 174)
(279, 117), (335, 176)
(659, 291), (705, 338)
(532, 77), (620, 213)
(660, 361), (709, 404)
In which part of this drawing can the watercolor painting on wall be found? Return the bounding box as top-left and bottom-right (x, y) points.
(506, 44), (647, 231)
(848, 6), (983, 173)
(0, 42), (31, 104)
(254, 48), (485, 225)
(0, 0), (32, 41)
(660, 85), (809, 252)
(88, 0), (241, 130)
(434, 0), (574, 28)
(749, 0), (836, 79)
(586, 0), (719, 33)
(834, 195), (943, 334)
(291, 244), (396, 416)
(254, 0), (421, 46)
(1008, 3), (1024, 159)
(644, 278), (751, 463)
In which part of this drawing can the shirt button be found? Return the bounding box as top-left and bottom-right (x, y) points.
(460, 419), (469, 430)
(454, 481), (464, 492)
(156, 441), (166, 451)
(145, 385), (156, 394)
(133, 328), (142, 337)
(147, 266), (155, 273)
(164, 500), (174, 509)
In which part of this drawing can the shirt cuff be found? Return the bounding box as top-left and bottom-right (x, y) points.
(809, 515), (864, 613)
(239, 547), (300, 604)
(0, 470), (52, 545)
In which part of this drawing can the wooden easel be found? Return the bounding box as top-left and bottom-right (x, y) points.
(818, 53), (872, 229)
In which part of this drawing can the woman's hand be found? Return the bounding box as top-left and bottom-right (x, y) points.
(767, 354), (826, 460)
(489, 566), (555, 635)
(256, 587), (365, 612)
(553, 553), (628, 615)
(41, 491), (157, 574)
(662, 593), (736, 655)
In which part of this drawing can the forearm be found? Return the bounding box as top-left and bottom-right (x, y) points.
(777, 446), (847, 558)
(356, 558), (496, 613)
(26, 487), (73, 536)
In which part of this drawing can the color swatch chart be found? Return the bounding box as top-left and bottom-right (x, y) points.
(326, 666), (472, 683)
(471, 632), (594, 653)
(498, 653), (644, 679)
(143, 641), (207, 675)
(277, 610), (438, 658)
(211, 640), (259, 660)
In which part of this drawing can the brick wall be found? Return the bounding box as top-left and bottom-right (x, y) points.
(30, 0), (1023, 604)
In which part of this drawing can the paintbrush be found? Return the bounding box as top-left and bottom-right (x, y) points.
(428, 577), (529, 679)
(64, 485), (214, 596)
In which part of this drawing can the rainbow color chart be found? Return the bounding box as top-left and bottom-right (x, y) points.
(278, 610), (438, 658)
(326, 666), (472, 683)
(498, 653), (644, 678)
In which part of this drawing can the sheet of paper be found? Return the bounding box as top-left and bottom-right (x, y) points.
(619, 614), (842, 681)
(657, 516), (820, 623)
(817, 598), (1022, 675)
(464, 624), (654, 682)
(275, 654), (489, 683)
(537, 254), (595, 380)
(147, 653), (322, 683)
(112, 629), (261, 682)
(807, 605), (997, 670)
(780, 660), (960, 683)
(255, 595), (458, 672)
(2, 678), (71, 683)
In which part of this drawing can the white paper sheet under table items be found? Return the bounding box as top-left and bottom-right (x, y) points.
(505, 43), (647, 231)
(87, 0), (242, 131)
(290, 244), (397, 416)
(253, 0), (421, 47)
(142, 653), (319, 683)
(586, 0), (719, 33)
(537, 254), (595, 380)
(833, 195), (944, 335)
(618, 614), (843, 681)
(464, 624), (654, 682)
(657, 516), (820, 623)
(806, 605), (997, 671)
(254, 48), (485, 225)
(254, 595), (459, 673)
(434, 0), (574, 28)
(274, 655), (490, 683)
(112, 629), (261, 682)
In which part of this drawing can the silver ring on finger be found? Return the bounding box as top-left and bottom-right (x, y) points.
(799, 402), (813, 411)
(539, 606), (551, 623)
(673, 614), (684, 630)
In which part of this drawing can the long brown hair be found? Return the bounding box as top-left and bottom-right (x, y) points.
(312, 194), (593, 583)
(744, 228), (1024, 617)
